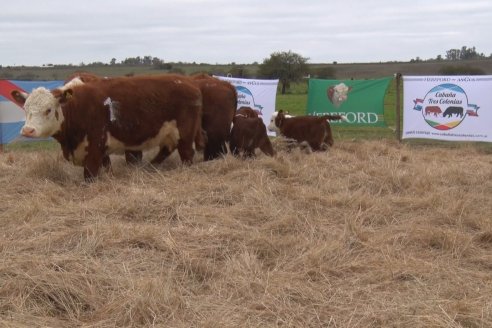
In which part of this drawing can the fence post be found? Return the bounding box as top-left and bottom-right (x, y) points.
(395, 73), (402, 142)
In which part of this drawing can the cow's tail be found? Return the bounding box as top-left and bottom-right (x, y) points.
(323, 114), (347, 121)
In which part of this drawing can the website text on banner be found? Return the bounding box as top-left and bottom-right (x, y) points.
(0, 80), (63, 144)
(215, 76), (279, 135)
(307, 77), (392, 127)
(403, 76), (492, 142)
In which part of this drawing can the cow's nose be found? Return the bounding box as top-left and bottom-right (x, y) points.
(21, 126), (35, 137)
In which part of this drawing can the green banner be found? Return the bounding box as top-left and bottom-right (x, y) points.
(307, 77), (392, 127)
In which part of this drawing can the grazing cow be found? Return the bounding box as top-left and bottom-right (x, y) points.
(442, 106), (464, 118)
(230, 106), (274, 158)
(425, 106), (442, 117)
(273, 110), (345, 151)
(267, 111), (294, 136)
(191, 73), (237, 160)
(327, 83), (352, 108)
(12, 75), (204, 181)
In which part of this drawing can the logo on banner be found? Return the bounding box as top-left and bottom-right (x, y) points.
(413, 83), (480, 130)
(327, 82), (352, 108)
(236, 86), (264, 114)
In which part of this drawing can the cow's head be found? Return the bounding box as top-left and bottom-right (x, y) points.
(327, 83), (352, 108)
(267, 111), (281, 134)
(12, 87), (73, 138)
(268, 110), (293, 135)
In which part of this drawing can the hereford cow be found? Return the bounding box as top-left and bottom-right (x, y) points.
(425, 106), (442, 117)
(230, 106), (274, 158)
(273, 110), (345, 151)
(12, 75), (204, 181)
(63, 72), (144, 164)
(191, 73), (237, 160)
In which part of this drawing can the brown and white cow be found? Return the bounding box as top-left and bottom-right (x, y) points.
(63, 72), (144, 164)
(272, 110), (345, 151)
(191, 73), (237, 160)
(12, 74), (204, 181)
(230, 106), (274, 158)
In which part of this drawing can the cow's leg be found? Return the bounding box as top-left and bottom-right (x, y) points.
(259, 137), (275, 156)
(204, 138), (223, 161)
(102, 155), (113, 175)
(83, 137), (106, 182)
(84, 153), (104, 182)
(150, 147), (171, 165)
(243, 148), (255, 158)
(177, 139), (194, 164)
(125, 151), (143, 165)
(229, 138), (240, 157)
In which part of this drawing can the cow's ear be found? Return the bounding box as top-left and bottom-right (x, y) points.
(57, 89), (74, 104)
(11, 90), (28, 105)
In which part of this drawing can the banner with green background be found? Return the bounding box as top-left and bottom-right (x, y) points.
(307, 77), (392, 127)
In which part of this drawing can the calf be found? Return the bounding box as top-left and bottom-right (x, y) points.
(230, 107), (274, 158)
(12, 75), (204, 181)
(273, 110), (345, 151)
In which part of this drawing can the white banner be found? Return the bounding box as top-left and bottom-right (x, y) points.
(403, 76), (492, 142)
(215, 76), (279, 134)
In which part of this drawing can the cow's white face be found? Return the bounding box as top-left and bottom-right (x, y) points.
(267, 111), (280, 133)
(329, 83), (351, 107)
(20, 87), (64, 138)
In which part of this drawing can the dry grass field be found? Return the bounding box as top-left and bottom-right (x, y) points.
(1, 139), (491, 327)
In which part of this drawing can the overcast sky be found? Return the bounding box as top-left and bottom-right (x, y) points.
(1, 0), (491, 66)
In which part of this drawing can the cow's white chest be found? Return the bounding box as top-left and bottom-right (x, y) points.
(69, 136), (89, 166)
(106, 120), (180, 153)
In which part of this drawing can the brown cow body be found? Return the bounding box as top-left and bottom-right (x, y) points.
(63, 72), (143, 164)
(191, 74), (237, 160)
(274, 110), (344, 151)
(68, 72), (237, 162)
(230, 107), (274, 158)
(13, 75), (203, 181)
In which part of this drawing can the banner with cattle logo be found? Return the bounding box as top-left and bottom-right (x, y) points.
(0, 80), (63, 144)
(215, 76), (279, 134)
(307, 77), (392, 127)
(403, 76), (492, 142)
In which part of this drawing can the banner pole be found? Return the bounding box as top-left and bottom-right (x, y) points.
(395, 73), (402, 142)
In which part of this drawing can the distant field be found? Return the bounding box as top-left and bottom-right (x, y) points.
(2, 59), (492, 81)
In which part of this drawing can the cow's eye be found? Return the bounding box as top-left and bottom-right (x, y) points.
(45, 108), (52, 116)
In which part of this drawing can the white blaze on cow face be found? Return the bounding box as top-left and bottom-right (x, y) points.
(21, 87), (64, 138)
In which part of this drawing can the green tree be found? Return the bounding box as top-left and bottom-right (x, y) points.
(258, 50), (309, 94)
